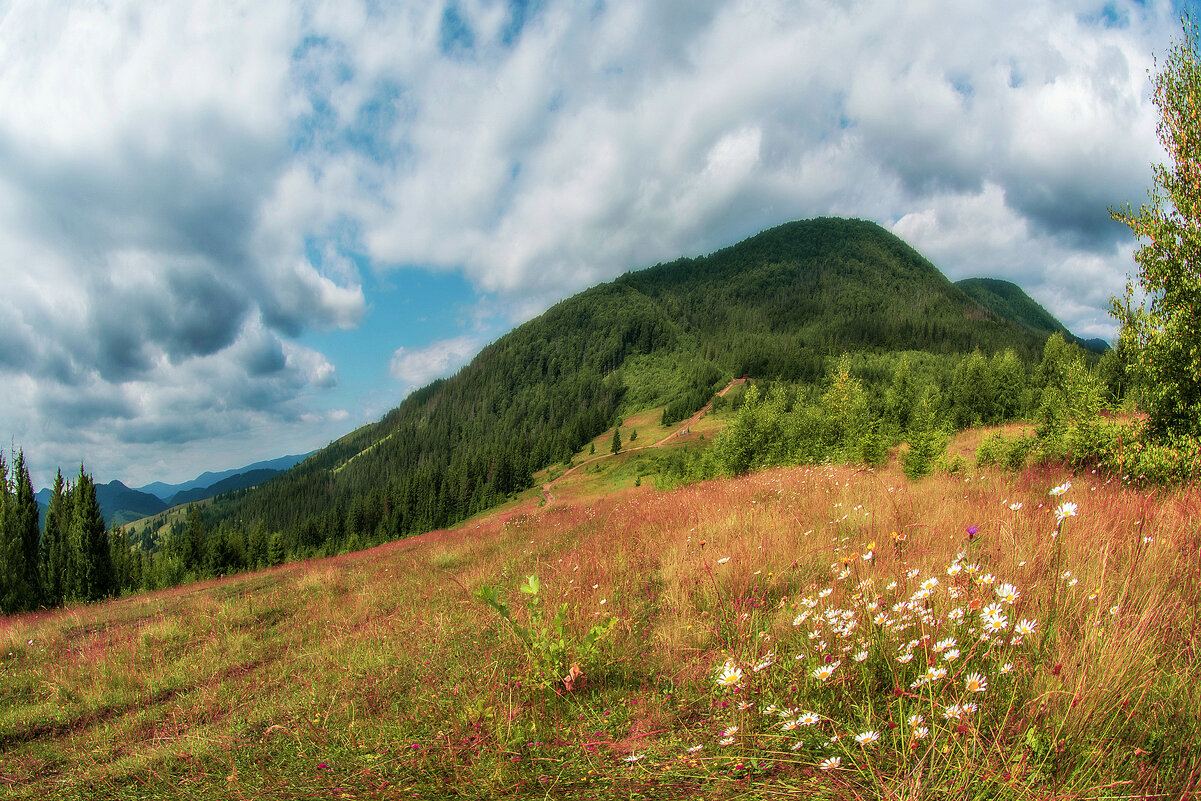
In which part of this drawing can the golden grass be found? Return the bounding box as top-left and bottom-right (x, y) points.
(1, 446), (1198, 798)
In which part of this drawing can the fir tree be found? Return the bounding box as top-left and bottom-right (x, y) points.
(13, 451), (42, 607)
(610, 428), (622, 454)
(71, 467), (113, 602)
(41, 470), (69, 606)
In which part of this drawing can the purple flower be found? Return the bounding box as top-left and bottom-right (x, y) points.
(967, 525), (979, 536)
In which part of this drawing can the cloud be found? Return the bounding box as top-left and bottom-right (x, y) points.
(0, 0), (1183, 485)
(390, 334), (486, 390)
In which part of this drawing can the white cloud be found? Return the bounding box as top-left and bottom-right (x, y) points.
(390, 334), (486, 391)
(0, 0), (1184, 484)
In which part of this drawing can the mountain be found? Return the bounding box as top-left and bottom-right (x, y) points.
(135, 453), (314, 500)
(201, 217), (1088, 550)
(37, 480), (168, 528)
(166, 469), (285, 506)
(955, 277), (1108, 354)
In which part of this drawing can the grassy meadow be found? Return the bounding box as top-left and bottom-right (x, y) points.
(1, 434), (1199, 799)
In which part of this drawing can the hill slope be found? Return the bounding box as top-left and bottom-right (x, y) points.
(201, 217), (1079, 549)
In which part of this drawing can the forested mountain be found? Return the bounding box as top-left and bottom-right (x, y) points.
(954, 277), (1107, 353)
(194, 217), (1085, 554)
(134, 453), (313, 501)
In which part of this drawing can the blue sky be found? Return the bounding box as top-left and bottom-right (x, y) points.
(0, 0), (1190, 488)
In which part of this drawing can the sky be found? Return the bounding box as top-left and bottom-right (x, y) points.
(0, 0), (1189, 489)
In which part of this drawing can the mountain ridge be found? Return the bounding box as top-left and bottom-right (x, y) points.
(197, 216), (1093, 551)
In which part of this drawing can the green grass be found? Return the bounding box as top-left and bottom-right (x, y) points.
(2, 442), (1199, 799)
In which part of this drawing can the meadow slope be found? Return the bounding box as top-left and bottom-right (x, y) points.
(1, 445), (1199, 799)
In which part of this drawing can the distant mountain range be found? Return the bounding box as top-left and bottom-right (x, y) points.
(36, 453), (313, 528)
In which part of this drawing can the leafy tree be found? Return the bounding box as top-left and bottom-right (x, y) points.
(1110, 16), (1201, 439)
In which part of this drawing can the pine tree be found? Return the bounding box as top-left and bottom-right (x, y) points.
(0, 453), (29, 614)
(13, 451), (42, 607)
(71, 467), (113, 602)
(41, 470), (69, 606)
(610, 428), (622, 454)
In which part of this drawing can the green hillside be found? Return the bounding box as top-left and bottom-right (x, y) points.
(199, 218), (1080, 554)
(955, 277), (1107, 354)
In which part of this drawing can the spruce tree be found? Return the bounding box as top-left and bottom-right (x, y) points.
(41, 470), (69, 606)
(13, 451), (41, 607)
(71, 467), (113, 602)
(0, 453), (29, 613)
(610, 428), (622, 454)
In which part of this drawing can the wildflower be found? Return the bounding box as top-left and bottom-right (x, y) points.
(933, 637), (956, 653)
(977, 573), (996, 586)
(781, 719), (799, 731)
(920, 577), (939, 592)
(1110, 605), (1120, 616)
(1050, 481), (1072, 496)
(1009, 502), (1023, 511)
(718, 737), (734, 747)
(819, 756), (841, 770)
(717, 557), (731, 565)
(947, 563), (963, 577)
(983, 613), (1008, 633)
(1054, 502), (1078, 523)
(1014, 619), (1037, 637)
(943, 648), (960, 662)
(896, 651), (914, 664)
(686, 745), (703, 753)
(964, 673), (988, 693)
(790, 740), (804, 751)
(811, 661), (840, 681)
(906, 714), (924, 726)
(996, 584), (1020, 605)
(716, 663), (743, 687)
(854, 650), (869, 662)
(721, 726), (739, 737)
(961, 702), (979, 715)
(854, 730), (880, 745)
(624, 753), (644, 762)
(943, 704), (963, 720)
(913, 726), (929, 740)
(798, 711), (821, 726)
(1000, 662), (1014, 674)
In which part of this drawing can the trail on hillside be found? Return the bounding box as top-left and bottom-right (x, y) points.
(540, 378), (746, 504)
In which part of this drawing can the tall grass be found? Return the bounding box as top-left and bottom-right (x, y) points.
(0, 456), (1197, 798)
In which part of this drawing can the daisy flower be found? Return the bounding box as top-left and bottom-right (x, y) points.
(964, 672), (988, 693)
(811, 661), (840, 681)
(943, 704), (963, 720)
(720, 726), (739, 737)
(624, 753), (644, 762)
(819, 756), (841, 770)
(1054, 502), (1078, 523)
(1014, 619), (1037, 637)
(717, 557), (731, 565)
(996, 584), (1020, 604)
(1050, 481), (1072, 496)
(686, 745), (703, 753)
(913, 726), (929, 740)
(907, 713), (924, 726)
(716, 663), (743, 687)
(854, 730), (880, 745)
(798, 711), (821, 726)
(718, 737), (734, 747)
(999, 662), (1014, 674)
(943, 648), (960, 662)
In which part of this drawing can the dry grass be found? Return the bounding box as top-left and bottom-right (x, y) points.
(0, 443), (1198, 799)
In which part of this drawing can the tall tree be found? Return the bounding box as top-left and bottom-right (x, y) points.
(41, 470), (69, 605)
(0, 453), (27, 613)
(71, 467), (113, 602)
(12, 451), (42, 607)
(1110, 16), (1201, 440)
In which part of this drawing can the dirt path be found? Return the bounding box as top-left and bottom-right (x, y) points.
(540, 377), (746, 505)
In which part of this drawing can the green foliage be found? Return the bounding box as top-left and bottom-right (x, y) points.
(474, 574), (616, 690)
(1110, 17), (1201, 441)
(610, 428), (622, 455)
(903, 388), (949, 480)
